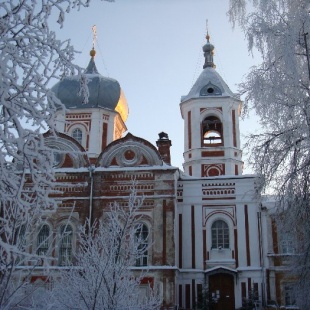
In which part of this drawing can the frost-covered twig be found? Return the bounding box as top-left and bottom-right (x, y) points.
(0, 0), (113, 308)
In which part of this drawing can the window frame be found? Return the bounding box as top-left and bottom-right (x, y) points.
(283, 284), (297, 307)
(36, 224), (51, 256)
(58, 224), (74, 266)
(135, 223), (149, 267)
(211, 219), (230, 249)
(280, 232), (295, 254)
(68, 124), (87, 148)
(72, 128), (83, 144)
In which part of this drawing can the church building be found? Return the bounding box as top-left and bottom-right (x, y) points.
(37, 34), (295, 309)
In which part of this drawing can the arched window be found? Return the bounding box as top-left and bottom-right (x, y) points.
(37, 225), (50, 256)
(59, 224), (73, 266)
(16, 224), (26, 250)
(202, 116), (223, 146)
(211, 220), (229, 249)
(135, 224), (149, 267)
(72, 128), (83, 145)
(16, 225), (27, 265)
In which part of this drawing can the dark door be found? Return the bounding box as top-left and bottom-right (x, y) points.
(209, 273), (235, 310)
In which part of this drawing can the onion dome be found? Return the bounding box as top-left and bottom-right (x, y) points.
(181, 33), (234, 102)
(51, 48), (129, 122)
(203, 33), (215, 69)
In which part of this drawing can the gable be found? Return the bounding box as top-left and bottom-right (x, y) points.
(97, 133), (163, 168)
(44, 132), (89, 168)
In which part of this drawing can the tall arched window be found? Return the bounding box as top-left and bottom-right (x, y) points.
(59, 224), (73, 266)
(202, 116), (223, 146)
(17, 224), (26, 250)
(72, 128), (83, 145)
(16, 225), (27, 265)
(135, 224), (149, 267)
(37, 225), (50, 256)
(211, 220), (229, 249)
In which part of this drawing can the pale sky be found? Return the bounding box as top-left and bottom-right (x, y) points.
(53, 0), (259, 173)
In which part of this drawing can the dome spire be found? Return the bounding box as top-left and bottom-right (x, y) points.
(85, 25), (99, 74)
(90, 25), (97, 59)
(203, 31), (215, 69)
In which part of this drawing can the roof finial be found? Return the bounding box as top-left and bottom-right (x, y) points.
(202, 21), (215, 69)
(85, 25), (99, 74)
(90, 25), (97, 58)
(206, 31), (210, 42)
(206, 19), (210, 42)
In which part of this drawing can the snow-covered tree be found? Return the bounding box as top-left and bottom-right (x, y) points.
(228, 0), (310, 308)
(48, 188), (161, 310)
(0, 0), (112, 308)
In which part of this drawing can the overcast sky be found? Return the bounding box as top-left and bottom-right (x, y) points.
(53, 0), (259, 173)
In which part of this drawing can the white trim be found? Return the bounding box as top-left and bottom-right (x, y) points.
(68, 124), (87, 148)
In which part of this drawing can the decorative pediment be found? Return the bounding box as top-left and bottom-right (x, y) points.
(200, 82), (222, 96)
(44, 131), (89, 168)
(204, 266), (237, 276)
(97, 133), (163, 168)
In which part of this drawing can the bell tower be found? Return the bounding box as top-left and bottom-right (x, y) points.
(180, 34), (243, 177)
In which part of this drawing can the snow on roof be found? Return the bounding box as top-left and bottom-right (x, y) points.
(181, 67), (237, 102)
(54, 164), (178, 174)
(179, 171), (257, 181)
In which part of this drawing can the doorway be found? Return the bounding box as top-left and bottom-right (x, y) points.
(209, 273), (235, 310)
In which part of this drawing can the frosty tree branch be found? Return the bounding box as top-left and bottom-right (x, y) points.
(47, 188), (161, 310)
(228, 0), (310, 308)
(0, 0), (113, 308)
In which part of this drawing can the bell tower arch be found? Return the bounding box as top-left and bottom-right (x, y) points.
(180, 34), (243, 177)
(201, 112), (223, 147)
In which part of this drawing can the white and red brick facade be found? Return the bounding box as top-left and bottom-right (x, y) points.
(33, 38), (296, 309)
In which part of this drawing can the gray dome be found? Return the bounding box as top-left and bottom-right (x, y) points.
(181, 67), (234, 102)
(203, 41), (214, 52)
(51, 57), (129, 121)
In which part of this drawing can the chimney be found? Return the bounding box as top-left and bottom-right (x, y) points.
(156, 132), (172, 165)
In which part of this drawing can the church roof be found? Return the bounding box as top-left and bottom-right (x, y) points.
(181, 34), (235, 102)
(51, 52), (129, 122)
(181, 67), (234, 102)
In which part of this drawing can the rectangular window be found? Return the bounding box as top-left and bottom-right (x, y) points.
(281, 232), (295, 254)
(59, 225), (73, 266)
(284, 285), (296, 306)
